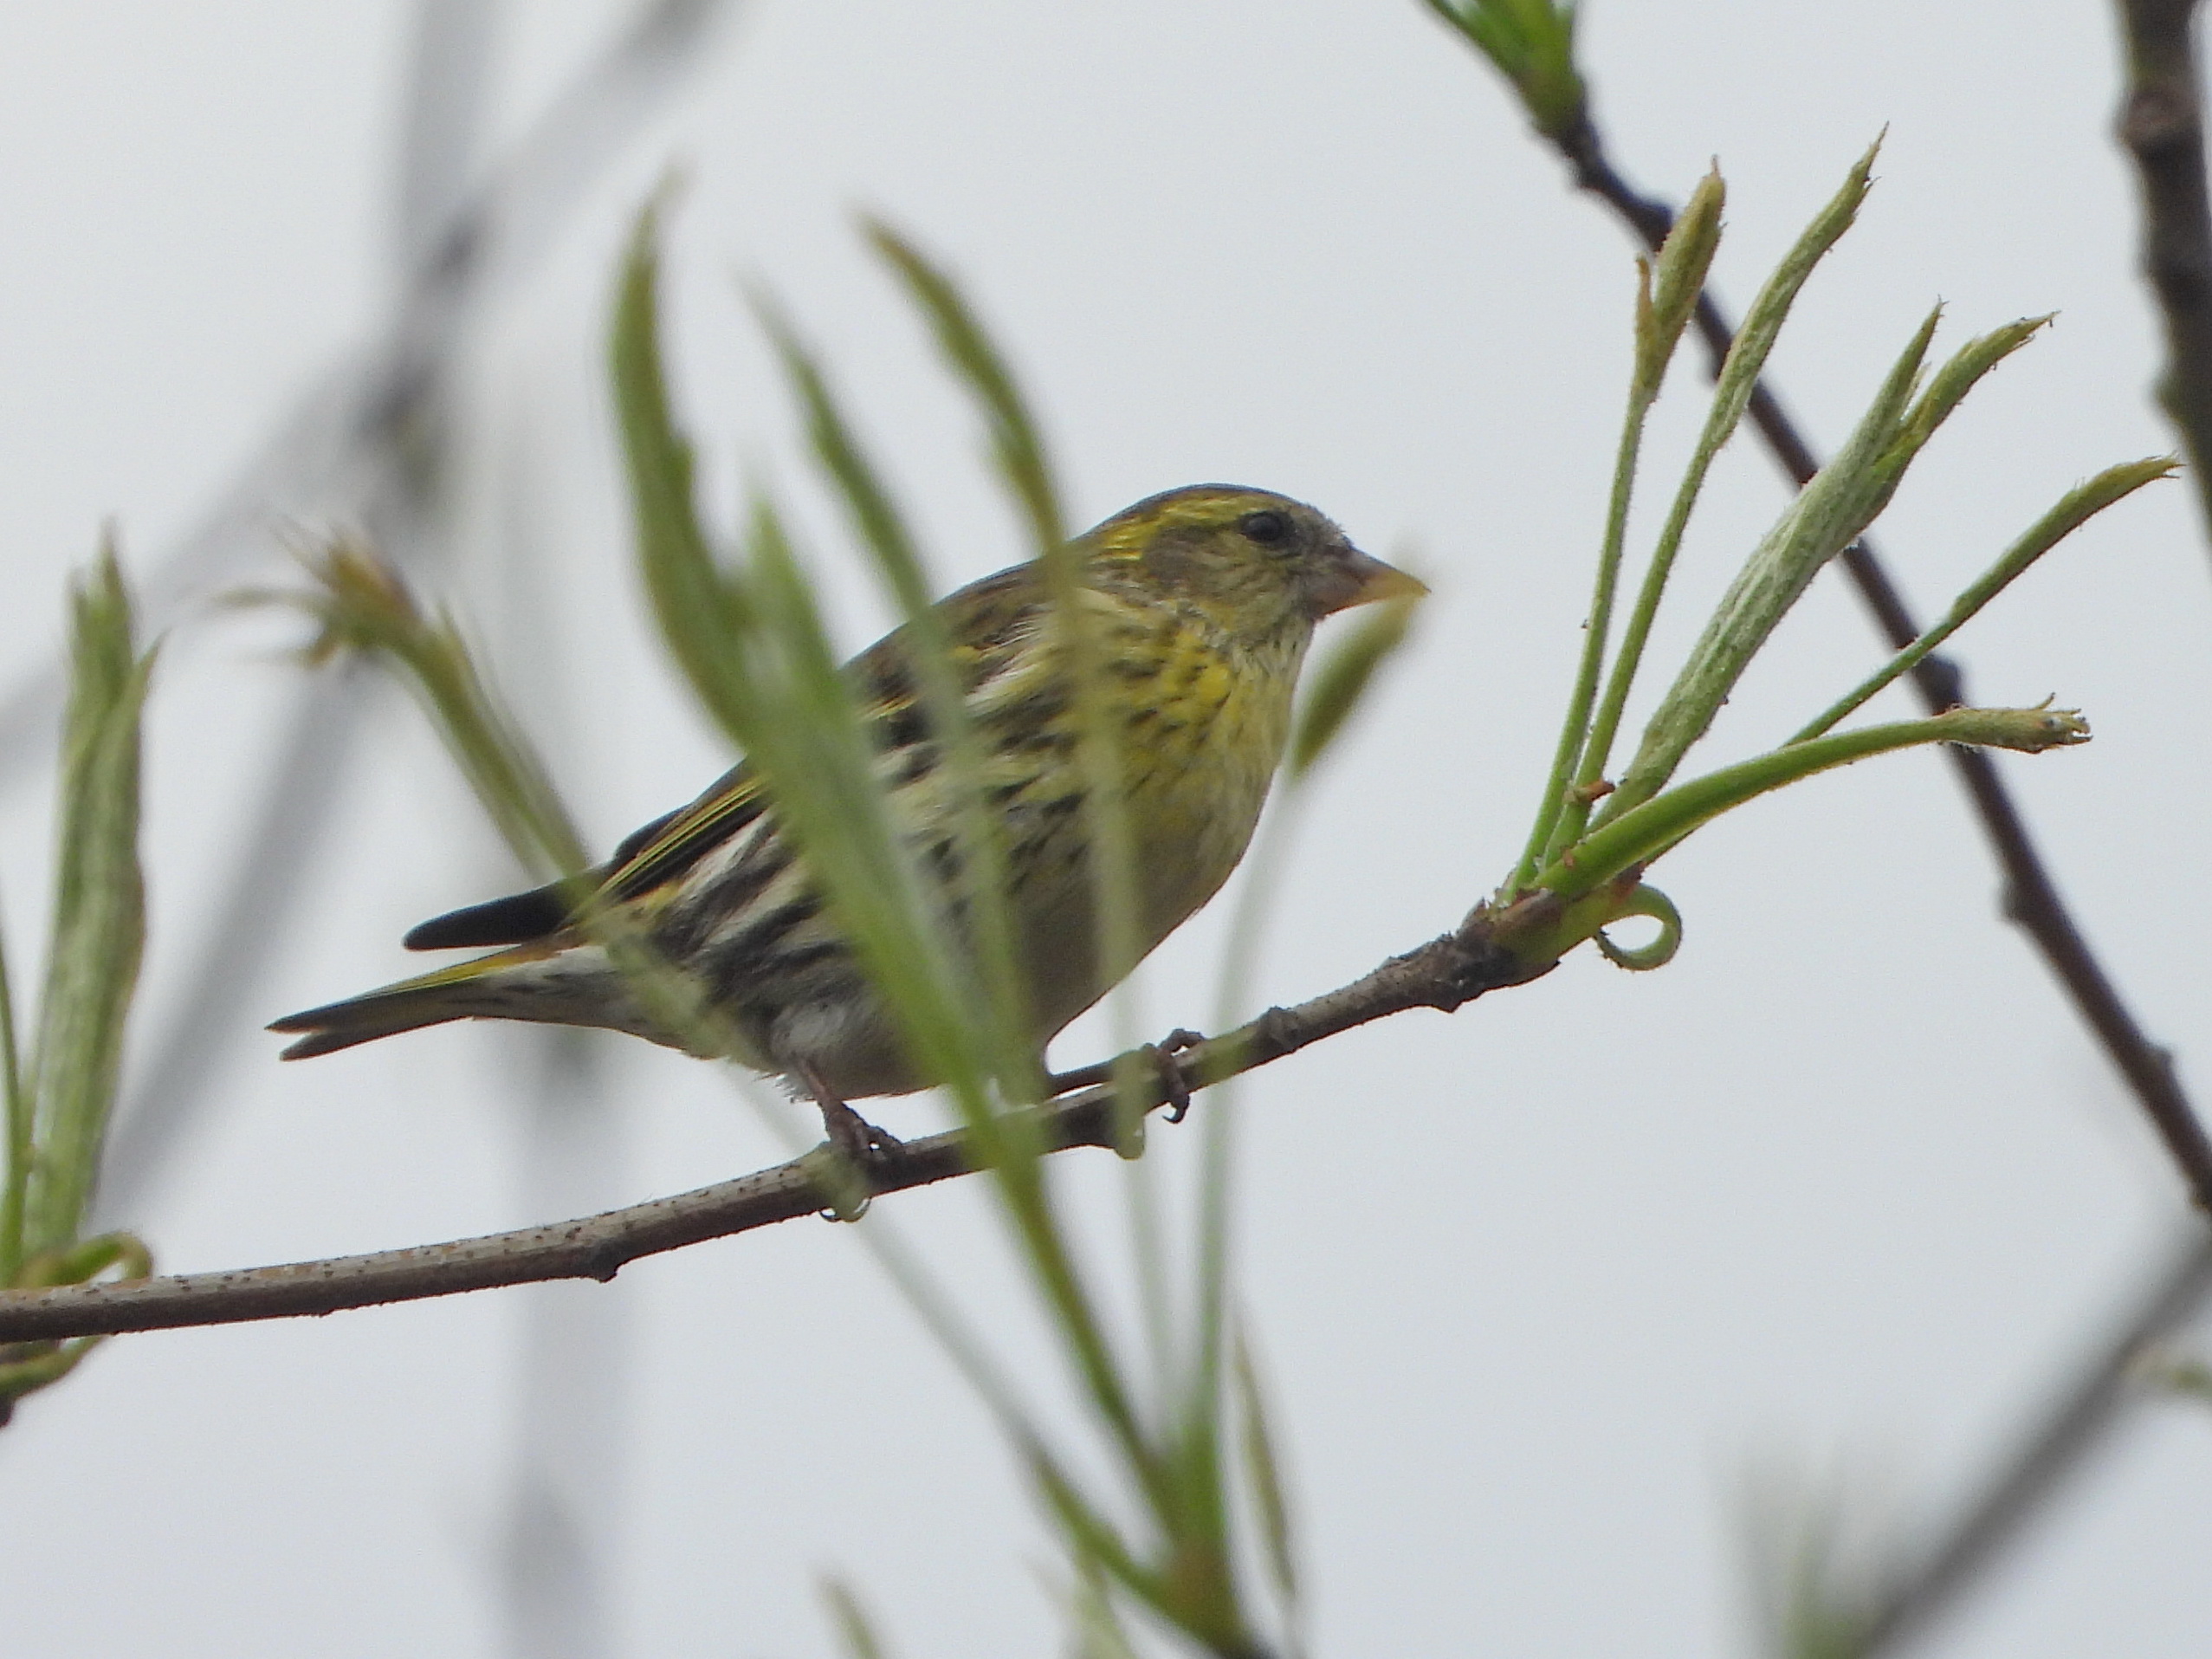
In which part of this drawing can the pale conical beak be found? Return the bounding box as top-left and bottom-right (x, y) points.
(1308, 544), (1429, 619)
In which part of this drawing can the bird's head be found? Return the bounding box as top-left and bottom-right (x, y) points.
(1080, 485), (1426, 644)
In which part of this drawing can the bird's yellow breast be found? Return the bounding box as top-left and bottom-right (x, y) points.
(1120, 620), (1301, 938)
(873, 585), (1310, 1055)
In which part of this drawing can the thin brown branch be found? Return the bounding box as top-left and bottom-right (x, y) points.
(2115, 0), (2212, 535)
(1549, 113), (2212, 1220)
(0, 917), (1544, 1344)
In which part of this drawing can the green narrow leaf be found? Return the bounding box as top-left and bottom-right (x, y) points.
(736, 502), (986, 1097)
(610, 209), (989, 1093)
(863, 220), (1064, 557)
(1523, 164), (1726, 888)
(2150, 1353), (2212, 1406)
(754, 294), (1033, 1093)
(1064, 1555), (1147, 1659)
(621, 204), (1178, 1578)
(0, 893), (27, 1284)
(1425, 0), (1585, 139)
(860, 226), (1153, 1111)
(641, 217), (1151, 1464)
(1029, 1444), (1167, 1613)
(1514, 170), (1723, 892)
(1163, 1405), (1235, 1609)
(24, 547), (152, 1259)
(1886, 314), (2051, 470)
(750, 288), (933, 611)
(0, 1337), (101, 1404)
(863, 224), (1174, 1436)
(1559, 139), (1879, 846)
(1041, 1413), (1252, 1656)
(1233, 1329), (1301, 1622)
(274, 534), (763, 1073)
(617, 211), (1017, 1124)
(1637, 165), (1726, 399)
(1601, 301), (1944, 822)
(1789, 456), (2176, 743)
(1592, 881), (1682, 970)
(1742, 1475), (1886, 1659)
(1289, 592), (1423, 779)
(1531, 704), (2089, 913)
(865, 218), (1146, 1066)
(1704, 139), (1879, 441)
(282, 538), (589, 877)
(29, 1228), (150, 1287)
(818, 1578), (890, 1659)
(0, 1215), (152, 1417)
(861, 220), (1142, 997)
(611, 200), (767, 755)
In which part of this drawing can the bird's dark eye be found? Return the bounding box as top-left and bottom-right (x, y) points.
(1238, 509), (1293, 548)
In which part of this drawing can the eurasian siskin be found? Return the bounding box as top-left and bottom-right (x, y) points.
(271, 484), (1422, 1145)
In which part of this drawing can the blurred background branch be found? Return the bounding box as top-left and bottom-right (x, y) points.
(1854, 1226), (2212, 1653)
(95, 0), (731, 1222)
(2114, 0), (2212, 541)
(50, 8), (730, 1656)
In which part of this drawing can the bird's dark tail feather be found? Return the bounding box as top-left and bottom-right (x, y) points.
(268, 949), (546, 1060)
(268, 995), (465, 1060)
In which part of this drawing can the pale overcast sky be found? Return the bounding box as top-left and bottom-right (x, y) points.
(0, 3), (2207, 1656)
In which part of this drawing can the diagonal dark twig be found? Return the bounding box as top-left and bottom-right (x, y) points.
(392, 0), (498, 270)
(97, 667), (374, 1220)
(1857, 1224), (2212, 1653)
(87, 0), (736, 1223)
(0, 918), (1543, 1342)
(1549, 113), (2212, 1220)
(2114, 0), (2212, 539)
(0, 0), (734, 792)
(1507, 98), (2212, 1659)
(98, 0), (501, 1227)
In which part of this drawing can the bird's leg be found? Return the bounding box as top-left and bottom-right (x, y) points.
(798, 1064), (902, 1164)
(1148, 1028), (1202, 1123)
(1046, 1027), (1205, 1121)
(1045, 1056), (1111, 1096)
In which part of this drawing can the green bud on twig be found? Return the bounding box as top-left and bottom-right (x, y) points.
(1635, 165), (1724, 399)
(1425, 0), (1584, 140)
(1539, 142), (1882, 872)
(1703, 138), (1879, 466)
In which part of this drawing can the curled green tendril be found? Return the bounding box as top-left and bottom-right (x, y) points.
(1594, 883), (1681, 971)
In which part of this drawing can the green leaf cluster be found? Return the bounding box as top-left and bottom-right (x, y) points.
(287, 196), (1364, 1655)
(613, 211), (1310, 1656)
(0, 546), (157, 1417)
(1497, 145), (2169, 968)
